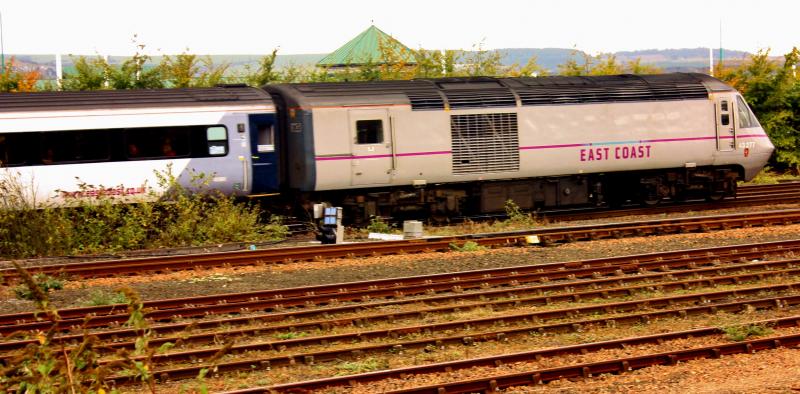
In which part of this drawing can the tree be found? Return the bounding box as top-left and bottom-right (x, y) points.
(246, 49), (279, 86)
(718, 48), (800, 171)
(0, 58), (41, 92)
(61, 56), (108, 91)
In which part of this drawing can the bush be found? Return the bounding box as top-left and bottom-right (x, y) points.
(504, 199), (537, 227)
(449, 241), (485, 252)
(13, 273), (64, 300)
(0, 167), (288, 258)
(366, 216), (392, 234)
(723, 324), (773, 341)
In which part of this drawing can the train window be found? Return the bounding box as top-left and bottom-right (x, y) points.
(721, 114), (730, 126)
(0, 134), (28, 167)
(125, 128), (190, 159)
(736, 96), (759, 128)
(256, 124), (274, 153)
(720, 100), (728, 112)
(356, 120), (383, 144)
(206, 126), (228, 156)
(41, 130), (110, 164)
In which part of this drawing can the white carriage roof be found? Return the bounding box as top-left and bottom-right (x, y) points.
(0, 86), (273, 113)
(264, 73), (735, 110)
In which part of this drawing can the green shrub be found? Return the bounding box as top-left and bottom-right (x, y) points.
(504, 199), (537, 227)
(0, 166), (288, 258)
(722, 324), (773, 342)
(366, 216), (392, 234)
(449, 241), (485, 252)
(14, 273), (64, 300)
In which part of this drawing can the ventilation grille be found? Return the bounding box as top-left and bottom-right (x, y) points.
(451, 113), (519, 174)
(515, 83), (708, 106)
(444, 90), (517, 109)
(407, 91), (444, 110)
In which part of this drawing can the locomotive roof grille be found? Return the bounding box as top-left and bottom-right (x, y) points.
(0, 87), (273, 113)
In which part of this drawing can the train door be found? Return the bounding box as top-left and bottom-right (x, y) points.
(248, 114), (280, 193)
(348, 109), (393, 185)
(715, 96), (735, 151)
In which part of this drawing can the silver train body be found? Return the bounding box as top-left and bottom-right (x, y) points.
(0, 74), (774, 220)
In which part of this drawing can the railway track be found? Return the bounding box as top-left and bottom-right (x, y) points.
(220, 316), (800, 394)
(3, 239), (800, 389)
(3, 206), (800, 284)
(2, 253), (798, 356)
(2, 238), (799, 333)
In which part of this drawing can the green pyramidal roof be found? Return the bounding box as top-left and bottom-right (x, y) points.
(317, 25), (416, 67)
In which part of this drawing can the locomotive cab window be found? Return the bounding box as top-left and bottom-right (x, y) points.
(736, 96), (760, 129)
(355, 120), (383, 144)
(206, 126), (228, 156)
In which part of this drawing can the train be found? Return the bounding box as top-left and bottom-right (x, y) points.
(0, 73), (775, 223)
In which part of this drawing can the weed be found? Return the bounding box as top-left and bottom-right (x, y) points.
(84, 289), (129, 306)
(335, 357), (388, 375)
(449, 241), (485, 252)
(366, 216), (392, 234)
(504, 199), (537, 227)
(275, 331), (306, 340)
(722, 323), (773, 341)
(13, 273), (64, 300)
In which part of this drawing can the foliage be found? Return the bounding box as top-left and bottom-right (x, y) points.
(61, 56), (108, 90)
(718, 47), (800, 171)
(0, 58), (41, 92)
(0, 265), (155, 393)
(13, 273), (64, 300)
(335, 358), (388, 375)
(744, 167), (800, 184)
(449, 240), (485, 252)
(504, 199), (537, 226)
(0, 167), (288, 258)
(84, 289), (129, 306)
(722, 323), (773, 341)
(366, 216), (392, 234)
(246, 48), (280, 86)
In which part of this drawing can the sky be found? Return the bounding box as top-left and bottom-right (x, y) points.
(0, 0), (797, 56)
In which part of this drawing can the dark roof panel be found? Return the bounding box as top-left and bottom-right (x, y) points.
(0, 86), (273, 113)
(266, 73), (733, 111)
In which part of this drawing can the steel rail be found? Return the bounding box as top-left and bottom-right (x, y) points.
(216, 314), (800, 394)
(3, 257), (797, 356)
(3, 238), (799, 334)
(2, 208), (800, 284)
(380, 333), (800, 394)
(99, 290), (800, 376)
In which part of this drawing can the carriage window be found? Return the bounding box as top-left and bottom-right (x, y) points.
(125, 128), (189, 159)
(41, 130), (109, 164)
(256, 124), (275, 153)
(206, 126), (228, 156)
(0, 134), (28, 166)
(356, 120), (383, 144)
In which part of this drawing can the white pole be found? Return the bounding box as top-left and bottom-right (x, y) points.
(709, 47), (713, 76)
(55, 53), (62, 88)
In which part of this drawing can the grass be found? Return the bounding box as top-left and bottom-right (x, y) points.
(743, 167), (800, 184)
(722, 323), (773, 341)
(83, 289), (129, 306)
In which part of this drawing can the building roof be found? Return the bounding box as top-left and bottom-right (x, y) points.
(316, 25), (416, 68)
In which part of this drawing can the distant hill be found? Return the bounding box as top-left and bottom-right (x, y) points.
(8, 47), (756, 79)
